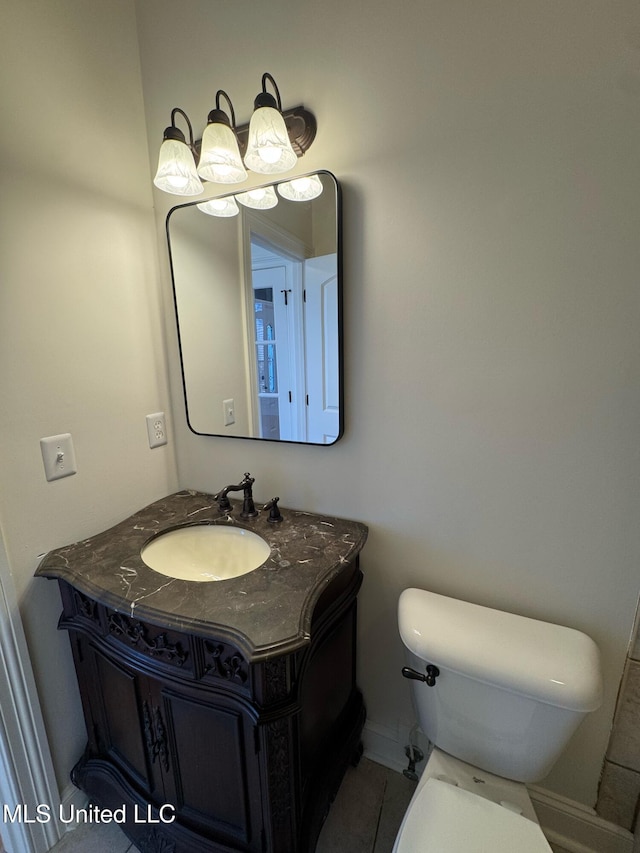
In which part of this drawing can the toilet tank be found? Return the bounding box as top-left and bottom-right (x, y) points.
(398, 588), (603, 783)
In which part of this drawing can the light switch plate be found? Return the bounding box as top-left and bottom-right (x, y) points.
(40, 433), (77, 481)
(223, 399), (235, 427)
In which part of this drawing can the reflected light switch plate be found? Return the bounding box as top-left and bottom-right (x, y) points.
(223, 399), (235, 427)
(40, 433), (77, 481)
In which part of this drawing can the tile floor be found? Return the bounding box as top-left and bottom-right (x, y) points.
(47, 758), (414, 853)
(47, 757), (569, 853)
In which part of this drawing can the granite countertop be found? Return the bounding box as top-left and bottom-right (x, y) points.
(35, 490), (368, 660)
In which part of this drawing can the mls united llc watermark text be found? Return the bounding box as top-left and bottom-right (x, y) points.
(3, 803), (175, 825)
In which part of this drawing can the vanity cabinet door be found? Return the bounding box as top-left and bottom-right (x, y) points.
(157, 683), (263, 849)
(73, 632), (265, 851)
(75, 636), (165, 798)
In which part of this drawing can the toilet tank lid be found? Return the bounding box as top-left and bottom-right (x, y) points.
(398, 588), (602, 712)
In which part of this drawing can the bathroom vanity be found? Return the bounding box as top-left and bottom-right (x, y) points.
(36, 491), (368, 853)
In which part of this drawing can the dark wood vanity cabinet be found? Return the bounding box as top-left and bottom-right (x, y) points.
(57, 559), (365, 853)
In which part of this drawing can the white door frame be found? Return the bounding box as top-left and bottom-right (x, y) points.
(0, 529), (62, 853)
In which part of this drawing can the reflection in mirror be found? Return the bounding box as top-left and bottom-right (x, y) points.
(167, 171), (342, 444)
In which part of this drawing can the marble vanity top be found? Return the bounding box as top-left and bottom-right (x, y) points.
(36, 490), (368, 660)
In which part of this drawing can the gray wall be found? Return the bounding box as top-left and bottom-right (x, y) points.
(0, 0), (178, 789)
(1, 0), (639, 815)
(136, 0), (640, 808)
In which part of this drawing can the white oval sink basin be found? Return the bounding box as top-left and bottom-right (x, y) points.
(141, 525), (270, 582)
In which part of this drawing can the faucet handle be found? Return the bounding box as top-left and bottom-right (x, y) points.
(239, 473), (258, 518)
(263, 497), (283, 524)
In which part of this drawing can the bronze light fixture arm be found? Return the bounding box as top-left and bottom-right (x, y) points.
(256, 72), (283, 111)
(162, 107), (198, 155)
(206, 89), (238, 130)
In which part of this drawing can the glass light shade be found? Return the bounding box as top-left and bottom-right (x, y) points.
(235, 186), (279, 210)
(277, 174), (324, 202)
(244, 106), (298, 175)
(196, 196), (239, 217)
(197, 121), (247, 184)
(154, 138), (203, 196)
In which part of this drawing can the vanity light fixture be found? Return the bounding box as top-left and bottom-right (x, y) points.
(153, 108), (204, 196)
(197, 90), (247, 185)
(277, 173), (324, 202)
(235, 185), (279, 210)
(154, 74), (317, 196)
(243, 73), (299, 175)
(197, 196), (239, 217)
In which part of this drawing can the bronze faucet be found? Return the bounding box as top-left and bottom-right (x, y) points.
(213, 472), (258, 518)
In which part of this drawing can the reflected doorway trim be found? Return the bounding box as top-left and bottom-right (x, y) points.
(0, 530), (62, 853)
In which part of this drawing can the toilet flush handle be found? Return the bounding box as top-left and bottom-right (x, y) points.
(401, 664), (440, 686)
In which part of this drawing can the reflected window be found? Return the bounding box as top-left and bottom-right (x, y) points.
(252, 286), (281, 438)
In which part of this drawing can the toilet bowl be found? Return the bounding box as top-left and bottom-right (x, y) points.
(394, 588), (603, 853)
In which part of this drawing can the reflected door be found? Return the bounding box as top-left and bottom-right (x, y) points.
(304, 255), (340, 444)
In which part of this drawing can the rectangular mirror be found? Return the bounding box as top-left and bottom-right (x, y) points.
(166, 171), (342, 445)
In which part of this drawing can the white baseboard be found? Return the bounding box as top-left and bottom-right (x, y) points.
(58, 783), (88, 831)
(362, 719), (411, 773)
(529, 785), (634, 853)
(362, 718), (432, 775)
(362, 719), (634, 853)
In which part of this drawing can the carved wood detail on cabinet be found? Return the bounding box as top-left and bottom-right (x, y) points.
(58, 557), (364, 853)
(136, 828), (177, 853)
(202, 639), (248, 685)
(108, 612), (190, 669)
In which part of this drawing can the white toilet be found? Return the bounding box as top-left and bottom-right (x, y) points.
(394, 588), (603, 853)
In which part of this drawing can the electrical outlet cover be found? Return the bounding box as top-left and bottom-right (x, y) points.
(146, 412), (167, 448)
